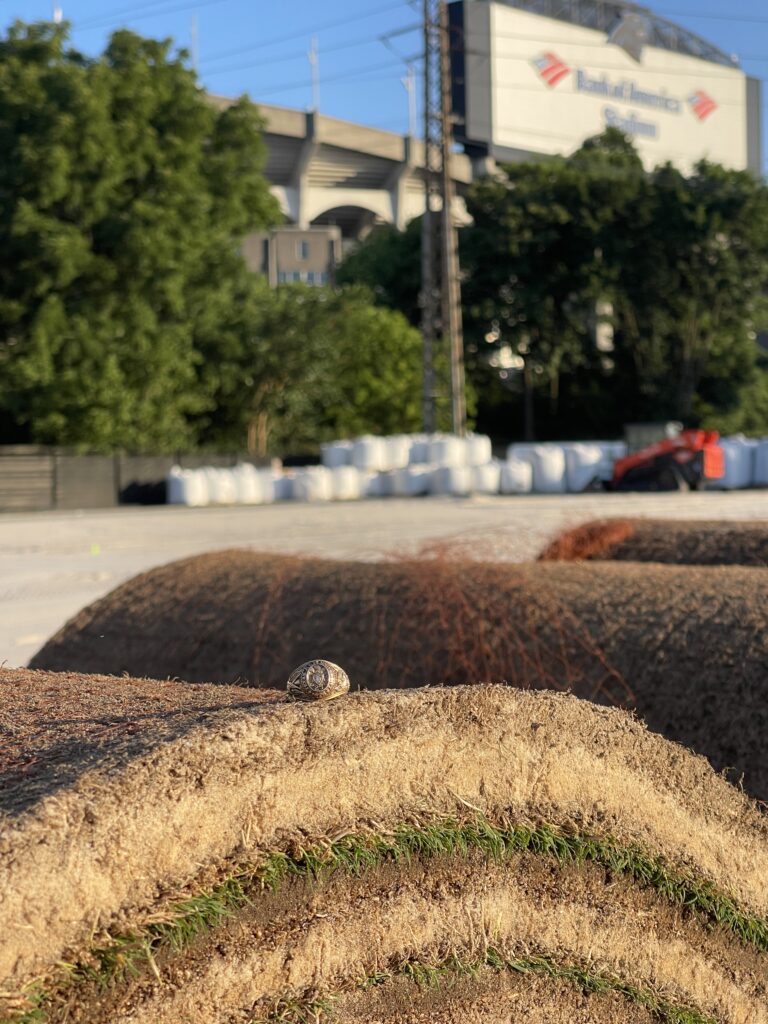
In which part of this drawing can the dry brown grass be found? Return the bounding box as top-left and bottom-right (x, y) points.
(29, 550), (768, 800)
(3, 676), (767, 1003)
(538, 519), (637, 562)
(539, 518), (768, 566)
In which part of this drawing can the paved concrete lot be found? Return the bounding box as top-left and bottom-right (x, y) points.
(2, 490), (767, 668)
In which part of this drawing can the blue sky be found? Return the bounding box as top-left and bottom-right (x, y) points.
(5, 0), (768, 171)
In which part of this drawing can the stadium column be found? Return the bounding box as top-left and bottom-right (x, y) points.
(291, 111), (319, 229)
(385, 135), (415, 231)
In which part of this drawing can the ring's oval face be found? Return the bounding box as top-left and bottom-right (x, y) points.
(287, 659), (349, 701)
(304, 662), (329, 695)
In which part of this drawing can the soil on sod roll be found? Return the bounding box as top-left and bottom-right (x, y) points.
(539, 518), (768, 566)
(30, 550), (768, 799)
(2, 674), (766, 1024)
(338, 970), (660, 1024)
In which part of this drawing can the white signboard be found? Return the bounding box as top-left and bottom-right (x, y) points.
(461, 3), (750, 172)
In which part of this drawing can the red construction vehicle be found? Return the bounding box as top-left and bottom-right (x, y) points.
(610, 429), (724, 491)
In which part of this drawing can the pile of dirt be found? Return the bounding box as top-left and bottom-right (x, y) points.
(30, 550), (768, 800)
(539, 518), (768, 565)
(2, 672), (766, 1024)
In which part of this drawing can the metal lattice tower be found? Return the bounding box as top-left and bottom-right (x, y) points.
(420, 0), (466, 436)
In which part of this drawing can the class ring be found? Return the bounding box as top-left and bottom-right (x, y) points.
(286, 659), (350, 701)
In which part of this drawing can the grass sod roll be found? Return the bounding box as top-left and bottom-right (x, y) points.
(29, 550), (768, 799)
(538, 519), (768, 566)
(2, 674), (767, 1024)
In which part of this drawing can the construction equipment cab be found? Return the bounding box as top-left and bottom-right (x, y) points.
(610, 429), (724, 491)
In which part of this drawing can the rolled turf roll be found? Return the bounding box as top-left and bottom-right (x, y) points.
(30, 551), (768, 799)
(539, 518), (768, 566)
(2, 672), (766, 1024)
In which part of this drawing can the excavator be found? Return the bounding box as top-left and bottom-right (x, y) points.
(609, 428), (724, 491)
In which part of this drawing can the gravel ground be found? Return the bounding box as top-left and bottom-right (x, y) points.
(2, 489), (768, 668)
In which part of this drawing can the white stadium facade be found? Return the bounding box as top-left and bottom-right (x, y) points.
(449, 0), (762, 174)
(227, 0), (762, 281)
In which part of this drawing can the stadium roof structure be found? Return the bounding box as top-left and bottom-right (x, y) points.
(210, 97), (472, 237)
(495, 0), (740, 68)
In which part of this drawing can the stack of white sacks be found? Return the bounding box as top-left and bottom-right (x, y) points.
(711, 435), (765, 490)
(166, 433), (768, 505)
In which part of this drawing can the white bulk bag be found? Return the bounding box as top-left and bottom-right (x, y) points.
(232, 463), (262, 505)
(167, 467), (209, 507)
(506, 443), (538, 463)
(601, 441), (628, 462)
(390, 467), (411, 497)
(408, 434), (431, 465)
(384, 434), (411, 471)
(330, 465), (363, 501)
(711, 436), (756, 490)
(472, 461), (501, 495)
(361, 471), (384, 498)
(466, 434), (493, 467)
(430, 464), (472, 496)
(292, 467), (332, 502)
(204, 467), (237, 505)
(500, 458), (533, 495)
(166, 466), (186, 505)
(403, 464), (433, 496)
(375, 470), (397, 497)
(352, 435), (386, 472)
(256, 469), (280, 503)
(564, 444), (604, 493)
(429, 434), (466, 467)
(529, 445), (566, 493)
(321, 440), (353, 469)
(753, 439), (768, 487)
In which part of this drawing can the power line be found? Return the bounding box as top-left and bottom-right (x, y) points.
(223, 56), (407, 96)
(77, 0), (232, 31)
(199, 25), (418, 75)
(196, 1), (410, 63)
(77, 0), (179, 28)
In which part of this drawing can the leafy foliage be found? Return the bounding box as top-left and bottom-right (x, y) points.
(339, 130), (768, 441)
(197, 281), (423, 455)
(335, 219), (421, 326)
(0, 20), (279, 450)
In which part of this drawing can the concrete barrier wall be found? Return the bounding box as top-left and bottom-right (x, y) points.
(0, 450), (271, 512)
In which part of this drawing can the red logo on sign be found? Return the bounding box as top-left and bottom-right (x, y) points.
(688, 89), (717, 121)
(533, 52), (571, 88)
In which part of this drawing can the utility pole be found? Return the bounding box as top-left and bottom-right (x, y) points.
(401, 63), (417, 140)
(191, 13), (199, 73)
(420, 0), (466, 436)
(438, 0), (466, 436)
(308, 36), (320, 112)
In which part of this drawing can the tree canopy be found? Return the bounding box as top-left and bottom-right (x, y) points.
(339, 129), (768, 440)
(197, 280), (423, 455)
(0, 20), (279, 451)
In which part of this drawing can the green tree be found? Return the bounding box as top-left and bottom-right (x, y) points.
(198, 282), (423, 455)
(461, 129), (645, 439)
(336, 218), (422, 325)
(610, 160), (768, 422)
(0, 20), (279, 450)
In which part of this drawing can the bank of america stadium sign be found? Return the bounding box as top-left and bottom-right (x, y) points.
(532, 52), (718, 136)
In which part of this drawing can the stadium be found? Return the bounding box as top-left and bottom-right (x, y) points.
(449, 0), (763, 173)
(235, 0), (761, 275)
